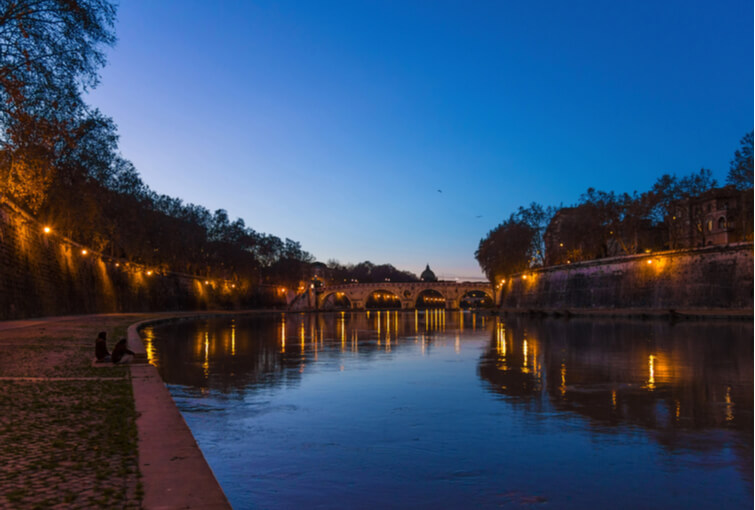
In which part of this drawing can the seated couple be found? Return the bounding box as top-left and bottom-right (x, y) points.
(95, 331), (135, 364)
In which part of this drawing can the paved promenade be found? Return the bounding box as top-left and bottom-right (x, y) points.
(0, 313), (231, 509)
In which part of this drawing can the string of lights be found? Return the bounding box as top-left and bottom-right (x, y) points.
(0, 195), (254, 292)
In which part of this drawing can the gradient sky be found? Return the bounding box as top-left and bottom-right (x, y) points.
(86, 1), (753, 280)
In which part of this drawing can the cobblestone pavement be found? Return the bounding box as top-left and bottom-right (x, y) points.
(0, 314), (149, 509)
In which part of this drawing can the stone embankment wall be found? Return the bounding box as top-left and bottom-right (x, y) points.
(501, 244), (753, 313)
(0, 200), (258, 320)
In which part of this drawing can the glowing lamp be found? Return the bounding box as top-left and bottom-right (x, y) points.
(522, 275), (528, 280)
(647, 260), (652, 265)
(147, 270), (153, 276)
(43, 226), (51, 234)
(81, 249), (88, 256)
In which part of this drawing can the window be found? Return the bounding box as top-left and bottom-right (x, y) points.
(718, 217), (726, 230)
(707, 219), (713, 232)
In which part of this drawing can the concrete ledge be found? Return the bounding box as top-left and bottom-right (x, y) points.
(128, 317), (232, 510)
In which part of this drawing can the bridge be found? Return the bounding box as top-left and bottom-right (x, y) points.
(290, 281), (496, 310)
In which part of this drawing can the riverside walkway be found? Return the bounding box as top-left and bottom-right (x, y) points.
(0, 312), (231, 509)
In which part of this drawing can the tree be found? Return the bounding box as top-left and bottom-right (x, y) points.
(545, 203), (608, 264)
(0, 0), (116, 114)
(648, 168), (717, 222)
(475, 216), (536, 282)
(514, 202), (556, 267)
(0, 0), (116, 209)
(727, 131), (753, 190)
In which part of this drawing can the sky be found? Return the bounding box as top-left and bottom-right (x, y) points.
(86, 0), (753, 280)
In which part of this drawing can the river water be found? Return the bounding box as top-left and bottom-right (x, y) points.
(143, 311), (752, 509)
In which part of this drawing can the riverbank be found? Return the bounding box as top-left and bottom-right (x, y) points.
(0, 312), (237, 510)
(0, 314), (145, 508)
(501, 243), (753, 312)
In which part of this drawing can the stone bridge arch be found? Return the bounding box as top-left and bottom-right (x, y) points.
(303, 281), (495, 311)
(415, 288), (446, 309)
(319, 291), (352, 310)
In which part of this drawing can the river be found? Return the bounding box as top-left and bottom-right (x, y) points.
(142, 311), (753, 509)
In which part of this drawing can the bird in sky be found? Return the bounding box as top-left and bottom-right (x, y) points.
(437, 189), (442, 193)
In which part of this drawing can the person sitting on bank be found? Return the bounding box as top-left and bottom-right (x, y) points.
(95, 331), (111, 362)
(111, 338), (135, 364)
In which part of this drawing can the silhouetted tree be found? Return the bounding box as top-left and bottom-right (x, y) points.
(514, 202), (556, 267)
(727, 131), (753, 190)
(475, 216), (536, 282)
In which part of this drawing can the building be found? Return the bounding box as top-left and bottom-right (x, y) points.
(420, 264), (437, 282)
(668, 186), (753, 249)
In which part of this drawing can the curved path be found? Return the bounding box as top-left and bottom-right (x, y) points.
(0, 312), (238, 509)
(126, 313), (235, 510)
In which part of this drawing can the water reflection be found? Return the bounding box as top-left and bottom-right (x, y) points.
(478, 318), (753, 481)
(144, 310), (474, 392)
(147, 312), (753, 509)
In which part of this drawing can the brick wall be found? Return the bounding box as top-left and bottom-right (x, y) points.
(0, 200), (259, 320)
(500, 244), (754, 311)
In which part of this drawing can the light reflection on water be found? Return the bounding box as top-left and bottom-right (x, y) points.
(145, 312), (753, 509)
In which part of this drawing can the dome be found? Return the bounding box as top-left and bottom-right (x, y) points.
(420, 264), (437, 282)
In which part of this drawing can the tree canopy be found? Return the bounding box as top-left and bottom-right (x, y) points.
(475, 217), (536, 282)
(0, 0), (116, 210)
(727, 131), (753, 190)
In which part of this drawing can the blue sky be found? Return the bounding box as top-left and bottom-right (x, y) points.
(86, 1), (753, 279)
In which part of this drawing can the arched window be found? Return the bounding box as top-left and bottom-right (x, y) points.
(706, 219), (713, 232)
(718, 217), (726, 230)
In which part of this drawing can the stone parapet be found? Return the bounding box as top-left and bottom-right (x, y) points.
(500, 244), (754, 312)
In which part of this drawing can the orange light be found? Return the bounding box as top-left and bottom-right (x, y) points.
(147, 270), (153, 276)
(205, 280), (209, 284)
(522, 275), (527, 280)
(647, 260), (652, 265)
(43, 226), (51, 234)
(115, 263), (120, 267)
(81, 249), (88, 256)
